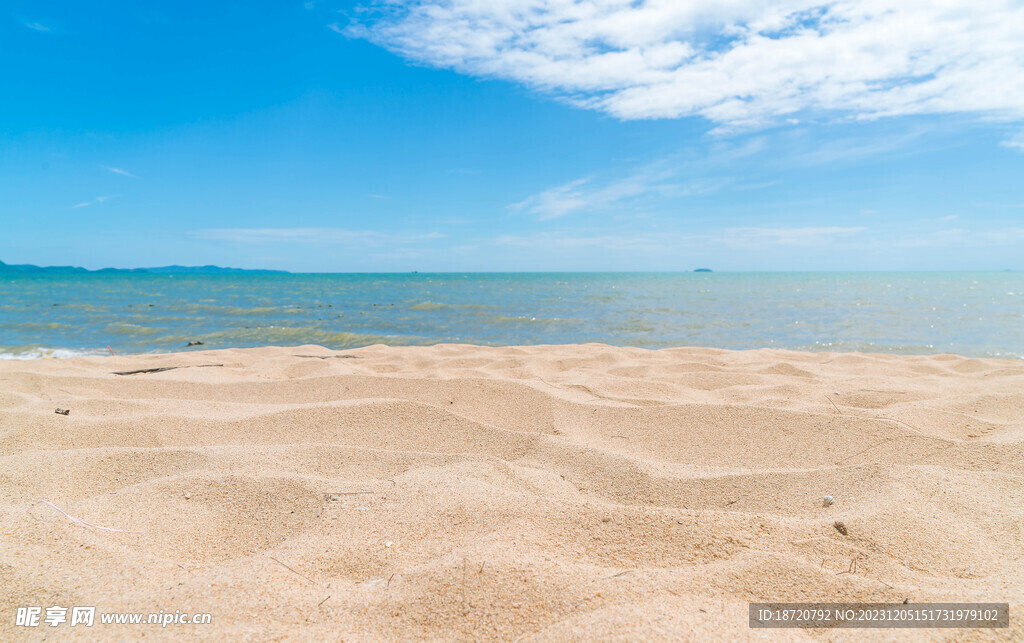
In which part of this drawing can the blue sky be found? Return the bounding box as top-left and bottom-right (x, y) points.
(2, 0), (1023, 271)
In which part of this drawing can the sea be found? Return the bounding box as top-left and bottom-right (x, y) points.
(1, 272), (1022, 359)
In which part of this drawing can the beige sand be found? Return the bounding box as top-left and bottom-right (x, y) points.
(1, 344), (1022, 641)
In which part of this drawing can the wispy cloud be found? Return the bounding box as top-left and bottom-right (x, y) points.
(491, 231), (699, 254)
(484, 223), (1024, 256)
(972, 201), (1024, 209)
(21, 20), (51, 32)
(72, 195), (118, 209)
(722, 226), (866, 247)
(509, 120), (950, 223)
(488, 226), (868, 252)
(894, 227), (1024, 248)
(193, 227), (445, 245)
(1001, 130), (1024, 152)
(510, 161), (726, 220)
(327, 23), (345, 34)
(781, 125), (939, 166)
(349, 1), (1024, 130)
(510, 178), (591, 220)
(473, 227), (841, 266)
(104, 166), (136, 178)
(735, 180), (781, 192)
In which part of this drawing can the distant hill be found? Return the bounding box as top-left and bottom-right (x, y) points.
(144, 265), (288, 274)
(0, 260), (287, 274)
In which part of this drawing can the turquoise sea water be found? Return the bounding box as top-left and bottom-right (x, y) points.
(1, 272), (1022, 359)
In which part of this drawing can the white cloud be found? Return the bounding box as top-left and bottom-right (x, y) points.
(72, 202), (90, 209)
(104, 166), (137, 178)
(349, 0), (1024, 128)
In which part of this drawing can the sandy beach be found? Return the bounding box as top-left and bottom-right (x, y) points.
(2, 343), (1022, 640)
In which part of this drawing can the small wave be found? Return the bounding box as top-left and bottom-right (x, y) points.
(0, 347), (106, 360)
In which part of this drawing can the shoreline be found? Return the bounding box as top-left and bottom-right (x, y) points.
(3, 343), (1022, 639)
(4, 342), (1024, 362)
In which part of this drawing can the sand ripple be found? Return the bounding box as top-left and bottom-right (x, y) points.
(1, 344), (1022, 640)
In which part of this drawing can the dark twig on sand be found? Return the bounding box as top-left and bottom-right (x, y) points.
(836, 555), (865, 576)
(606, 570), (635, 579)
(270, 556), (317, 585)
(112, 364), (223, 376)
(114, 367), (178, 375)
(324, 491), (376, 501)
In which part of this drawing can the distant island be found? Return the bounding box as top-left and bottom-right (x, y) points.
(0, 260), (287, 275)
(693, 268), (713, 272)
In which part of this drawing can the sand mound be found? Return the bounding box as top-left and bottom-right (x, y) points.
(1, 344), (1022, 640)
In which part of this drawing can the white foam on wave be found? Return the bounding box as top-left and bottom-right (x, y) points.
(0, 347), (106, 360)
